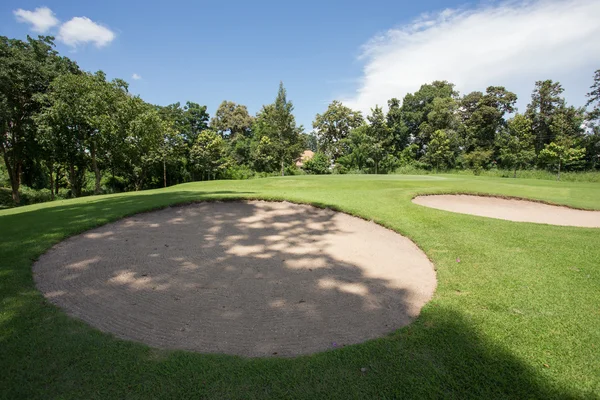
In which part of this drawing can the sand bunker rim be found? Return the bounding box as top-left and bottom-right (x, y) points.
(33, 200), (437, 357)
(412, 194), (600, 228)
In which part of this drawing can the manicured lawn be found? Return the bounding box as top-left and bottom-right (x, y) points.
(1, 174), (599, 399)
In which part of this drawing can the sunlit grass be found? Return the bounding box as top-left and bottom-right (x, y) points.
(1, 174), (599, 399)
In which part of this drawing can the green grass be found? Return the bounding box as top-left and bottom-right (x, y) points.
(1, 174), (599, 399)
(394, 166), (600, 183)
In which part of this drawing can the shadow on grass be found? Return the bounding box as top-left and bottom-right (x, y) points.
(0, 189), (583, 398)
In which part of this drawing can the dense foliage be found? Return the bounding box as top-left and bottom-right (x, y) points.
(2, 35), (599, 206)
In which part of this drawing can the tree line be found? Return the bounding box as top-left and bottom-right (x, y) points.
(313, 77), (600, 178)
(2, 35), (600, 205)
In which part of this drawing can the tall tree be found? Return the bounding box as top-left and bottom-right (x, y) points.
(423, 130), (453, 171)
(526, 80), (565, 153)
(366, 106), (392, 174)
(496, 114), (536, 177)
(253, 82), (303, 176)
(190, 129), (227, 180)
(0, 35), (77, 203)
(312, 100), (363, 162)
(182, 101), (209, 146)
(386, 98), (410, 155)
(585, 69), (600, 125)
(460, 86), (517, 151)
(211, 101), (253, 139)
(400, 80), (458, 152)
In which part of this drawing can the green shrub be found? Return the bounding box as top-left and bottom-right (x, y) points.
(303, 152), (330, 175)
(222, 165), (255, 180)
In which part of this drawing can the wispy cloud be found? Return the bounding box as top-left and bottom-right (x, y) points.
(13, 7), (59, 33)
(58, 17), (116, 48)
(343, 0), (600, 113)
(132, 73), (142, 80)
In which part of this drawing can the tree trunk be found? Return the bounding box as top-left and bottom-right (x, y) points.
(55, 166), (60, 195)
(49, 162), (55, 201)
(375, 160), (379, 174)
(3, 152), (20, 204)
(91, 140), (101, 195)
(281, 159), (285, 176)
(513, 166), (517, 178)
(163, 158), (167, 188)
(557, 159), (561, 181)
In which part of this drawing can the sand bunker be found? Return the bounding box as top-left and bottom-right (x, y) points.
(413, 195), (600, 228)
(33, 201), (436, 357)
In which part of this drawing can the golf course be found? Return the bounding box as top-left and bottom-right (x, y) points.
(1, 174), (599, 399)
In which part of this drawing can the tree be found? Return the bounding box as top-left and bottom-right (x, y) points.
(460, 86), (517, 151)
(526, 80), (565, 153)
(0, 35), (78, 203)
(424, 130), (453, 171)
(313, 100), (363, 162)
(117, 96), (165, 190)
(211, 101), (253, 139)
(586, 69), (600, 123)
(539, 139), (585, 180)
(302, 132), (318, 152)
(366, 106), (392, 174)
(496, 114), (536, 177)
(253, 82), (303, 176)
(337, 125), (371, 172)
(182, 101), (210, 146)
(190, 129), (227, 180)
(400, 80), (458, 153)
(386, 98), (410, 155)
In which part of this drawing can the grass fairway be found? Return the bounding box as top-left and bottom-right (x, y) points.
(1, 174), (599, 399)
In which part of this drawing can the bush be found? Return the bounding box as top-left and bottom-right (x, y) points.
(222, 165), (255, 180)
(302, 152), (330, 175)
(103, 175), (128, 193)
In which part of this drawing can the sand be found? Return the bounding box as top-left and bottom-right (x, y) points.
(33, 201), (436, 357)
(413, 195), (600, 228)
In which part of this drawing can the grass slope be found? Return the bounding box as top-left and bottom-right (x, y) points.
(1, 174), (599, 399)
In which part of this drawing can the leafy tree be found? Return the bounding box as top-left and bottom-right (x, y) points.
(460, 86), (517, 151)
(302, 152), (330, 174)
(313, 100), (363, 162)
(462, 149), (493, 175)
(190, 129), (227, 180)
(117, 96), (165, 190)
(400, 80), (458, 152)
(253, 82), (303, 176)
(0, 35), (77, 203)
(586, 69), (600, 124)
(211, 101), (253, 139)
(366, 106), (392, 174)
(302, 132), (318, 152)
(337, 125), (371, 171)
(526, 80), (566, 153)
(386, 98), (410, 155)
(424, 130), (453, 171)
(496, 114), (536, 177)
(182, 101), (210, 146)
(539, 139), (585, 180)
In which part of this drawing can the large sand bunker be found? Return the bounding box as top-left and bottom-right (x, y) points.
(33, 201), (436, 357)
(413, 195), (600, 228)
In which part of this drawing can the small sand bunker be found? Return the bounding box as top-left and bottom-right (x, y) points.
(33, 201), (436, 357)
(413, 195), (600, 228)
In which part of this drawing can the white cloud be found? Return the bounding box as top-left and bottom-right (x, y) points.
(344, 0), (600, 113)
(58, 17), (115, 48)
(13, 7), (59, 33)
(132, 73), (142, 80)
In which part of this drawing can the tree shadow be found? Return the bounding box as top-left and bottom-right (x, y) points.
(0, 192), (588, 398)
(32, 201), (434, 357)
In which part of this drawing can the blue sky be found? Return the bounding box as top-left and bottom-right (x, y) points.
(2, 0), (600, 129)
